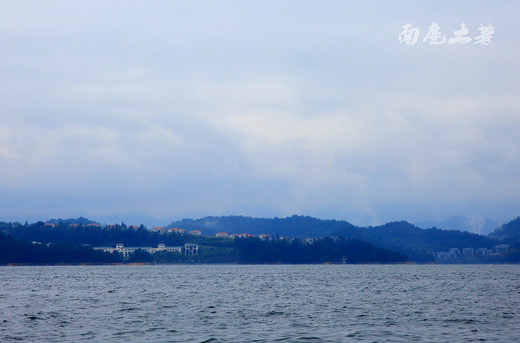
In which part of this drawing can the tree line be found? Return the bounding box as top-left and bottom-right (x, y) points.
(0, 221), (407, 264)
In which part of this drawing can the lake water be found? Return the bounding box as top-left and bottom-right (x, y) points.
(1, 264), (519, 342)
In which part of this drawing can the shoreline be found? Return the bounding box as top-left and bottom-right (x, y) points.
(2, 262), (518, 267)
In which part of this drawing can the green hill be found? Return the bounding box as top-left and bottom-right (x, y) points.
(489, 217), (520, 243)
(168, 215), (357, 237)
(169, 215), (503, 262)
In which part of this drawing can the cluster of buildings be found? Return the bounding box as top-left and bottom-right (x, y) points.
(435, 244), (510, 261)
(151, 227), (201, 235)
(151, 227), (271, 240)
(92, 226), (275, 260)
(94, 243), (199, 258)
(215, 232), (270, 240)
(45, 222), (204, 259)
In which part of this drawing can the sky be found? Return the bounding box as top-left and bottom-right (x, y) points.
(0, 1), (519, 229)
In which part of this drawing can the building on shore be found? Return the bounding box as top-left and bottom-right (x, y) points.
(151, 227), (166, 234)
(184, 243), (199, 255)
(494, 244), (510, 254)
(168, 228), (185, 235)
(94, 243), (198, 258)
(435, 244), (510, 261)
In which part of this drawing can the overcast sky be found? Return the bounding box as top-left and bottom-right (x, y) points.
(1, 1), (519, 227)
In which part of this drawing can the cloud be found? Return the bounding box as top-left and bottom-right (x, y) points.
(0, 1), (519, 225)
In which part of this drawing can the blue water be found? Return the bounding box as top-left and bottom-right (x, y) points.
(1, 264), (519, 342)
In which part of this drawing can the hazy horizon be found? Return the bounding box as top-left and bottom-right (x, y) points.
(0, 212), (511, 237)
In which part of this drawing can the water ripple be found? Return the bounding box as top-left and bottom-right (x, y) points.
(1, 265), (519, 342)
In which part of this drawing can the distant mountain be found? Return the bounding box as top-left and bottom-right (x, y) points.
(415, 216), (501, 235)
(489, 217), (520, 243)
(335, 221), (499, 262)
(0, 223), (405, 264)
(3, 214), (516, 263)
(169, 215), (501, 262)
(168, 215), (357, 237)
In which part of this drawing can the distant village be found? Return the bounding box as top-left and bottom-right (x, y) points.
(149, 226), (271, 240)
(42, 221), (275, 259)
(94, 243), (200, 258)
(434, 245), (510, 262)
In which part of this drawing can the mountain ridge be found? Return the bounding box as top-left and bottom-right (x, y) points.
(3, 215), (519, 263)
(168, 215), (520, 262)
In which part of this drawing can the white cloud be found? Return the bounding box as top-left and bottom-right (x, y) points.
(0, 1), (519, 225)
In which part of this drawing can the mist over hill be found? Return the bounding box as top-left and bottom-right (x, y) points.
(415, 216), (502, 235)
(489, 217), (520, 243)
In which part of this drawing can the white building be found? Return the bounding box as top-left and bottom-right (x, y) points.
(151, 227), (166, 234)
(476, 248), (493, 256)
(184, 243), (199, 255)
(462, 248), (474, 257)
(94, 243), (187, 258)
(494, 244), (510, 255)
(449, 248), (461, 256)
(168, 228), (185, 235)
